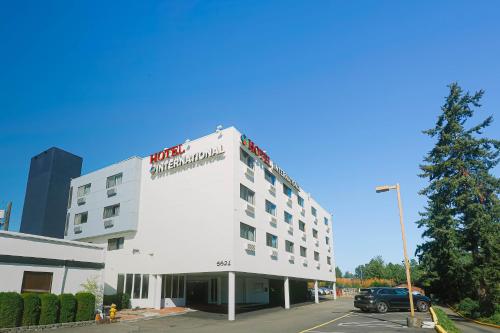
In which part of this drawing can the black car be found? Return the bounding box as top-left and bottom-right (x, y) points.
(354, 287), (431, 313)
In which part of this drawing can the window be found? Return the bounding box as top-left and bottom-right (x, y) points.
(285, 240), (294, 253)
(108, 237), (124, 251)
(327, 256), (331, 265)
(77, 183), (91, 197)
(133, 274), (141, 299)
(394, 288), (408, 295)
(240, 148), (254, 169)
(265, 200), (276, 216)
(300, 246), (307, 257)
(324, 217), (329, 225)
(325, 236), (330, 245)
(161, 274), (172, 298)
(74, 212), (88, 225)
(284, 211), (292, 224)
(266, 233), (278, 248)
(163, 275), (186, 299)
(103, 204), (120, 219)
(314, 251), (320, 261)
(172, 275), (178, 298)
(117, 274), (125, 294)
(240, 184), (255, 205)
(67, 187), (73, 209)
(298, 195), (304, 207)
(264, 169), (276, 185)
(125, 274), (133, 296)
(283, 184), (292, 198)
(141, 274), (149, 299)
(106, 173), (122, 188)
(299, 220), (305, 232)
(313, 229), (318, 238)
(379, 289), (396, 295)
(311, 207), (317, 217)
(240, 222), (256, 241)
(21, 272), (53, 293)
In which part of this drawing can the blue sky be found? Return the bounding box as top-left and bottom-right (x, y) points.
(1, 1), (499, 273)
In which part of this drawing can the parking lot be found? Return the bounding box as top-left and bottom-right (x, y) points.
(54, 297), (433, 333)
(300, 307), (433, 333)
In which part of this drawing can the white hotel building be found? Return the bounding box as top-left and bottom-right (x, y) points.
(65, 126), (336, 320)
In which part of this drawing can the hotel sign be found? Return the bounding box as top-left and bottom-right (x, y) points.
(149, 144), (225, 176)
(273, 164), (300, 191)
(240, 134), (300, 191)
(240, 134), (271, 166)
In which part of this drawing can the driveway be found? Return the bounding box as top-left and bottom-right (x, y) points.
(53, 298), (433, 333)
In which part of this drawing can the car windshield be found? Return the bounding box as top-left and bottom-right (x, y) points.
(359, 288), (372, 294)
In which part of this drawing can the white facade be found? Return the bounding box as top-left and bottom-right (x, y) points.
(0, 231), (105, 295)
(65, 127), (335, 318)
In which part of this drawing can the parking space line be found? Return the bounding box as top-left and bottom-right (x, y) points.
(298, 312), (353, 333)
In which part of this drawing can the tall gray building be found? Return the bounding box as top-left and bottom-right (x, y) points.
(20, 147), (82, 238)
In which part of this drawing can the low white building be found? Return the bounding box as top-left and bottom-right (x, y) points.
(0, 231), (105, 295)
(65, 126), (336, 320)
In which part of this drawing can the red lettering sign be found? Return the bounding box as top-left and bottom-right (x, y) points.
(150, 144), (185, 164)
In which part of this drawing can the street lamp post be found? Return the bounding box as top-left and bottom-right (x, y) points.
(376, 184), (417, 327)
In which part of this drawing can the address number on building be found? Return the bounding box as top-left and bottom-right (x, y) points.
(216, 260), (231, 267)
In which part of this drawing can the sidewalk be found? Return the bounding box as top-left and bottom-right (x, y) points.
(436, 306), (498, 333)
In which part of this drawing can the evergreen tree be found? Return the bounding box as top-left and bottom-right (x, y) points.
(417, 83), (500, 314)
(335, 266), (343, 278)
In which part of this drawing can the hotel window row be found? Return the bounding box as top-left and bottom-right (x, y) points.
(242, 183), (329, 235)
(74, 203), (121, 225)
(240, 223), (331, 264)
(68, 172), (123, 207)
(238, 151), (330, 224)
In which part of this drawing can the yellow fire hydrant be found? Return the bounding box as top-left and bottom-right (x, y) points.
(109, 303), (117, 321)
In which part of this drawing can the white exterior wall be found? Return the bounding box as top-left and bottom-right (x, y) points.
(66, 157), (142, 240)
(0, 231), (105, 295)
(65, 126), (335, 308)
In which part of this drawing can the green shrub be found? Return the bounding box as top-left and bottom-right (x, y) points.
(39, 294), (59, 325)
(103, 293), (130, 310)
(0, 292), (23, 328)
(457, 297), (480, 319)
(75, 293), (95, 321)
(119, 293), (130, 310)
(21, 293), (40, 326)
(58, 294), (76, 323)
(434, 307), (460, 333)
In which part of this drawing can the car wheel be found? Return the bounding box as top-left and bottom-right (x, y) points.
(417, 301), (429, 312)
(376, 301), (388, 313)
(361, 308), (370, 313)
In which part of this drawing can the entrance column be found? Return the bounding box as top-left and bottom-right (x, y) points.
(217, 277), (222, 305)
(314, 280), (319, 304)
(183, 274), (187, 306)
(153, 275), (162, 309)
(228, 272), (235, 321)
(284, 277), (290, 309)
(333, 282), (337, 300)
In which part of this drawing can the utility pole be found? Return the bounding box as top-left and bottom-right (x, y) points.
(376, 184), (419, 328)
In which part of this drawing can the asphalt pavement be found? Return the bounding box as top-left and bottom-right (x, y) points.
(52, 297), (434, 333)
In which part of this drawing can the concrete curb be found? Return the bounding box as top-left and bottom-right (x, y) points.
(0, 320), (96, 332)
(447, 305), (500, 329)
(430, 306), (447, 333)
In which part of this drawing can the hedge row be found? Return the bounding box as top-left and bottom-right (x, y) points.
(0, 292), (95, 328)
(103, 293), (130, 310)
